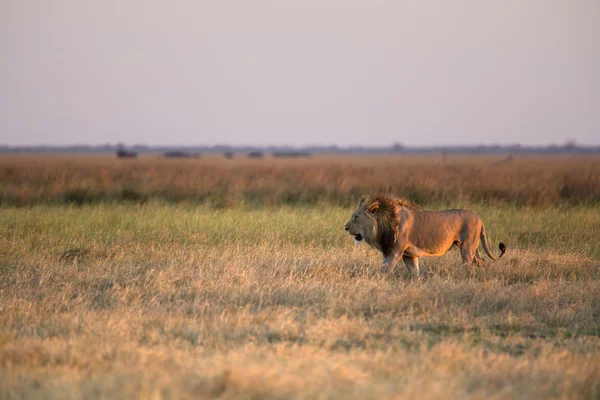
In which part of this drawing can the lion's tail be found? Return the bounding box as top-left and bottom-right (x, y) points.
(480, 224), (506, 261)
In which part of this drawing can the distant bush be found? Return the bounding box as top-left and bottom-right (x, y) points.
(116, 150), (137, 159)
(273, 151), (312, 158)
(163, 151), (201, 158)
(248, 151), (264, 158)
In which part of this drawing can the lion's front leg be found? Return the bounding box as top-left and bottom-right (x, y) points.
(379, 253), (400, 274)
(402, 256), (420, 277)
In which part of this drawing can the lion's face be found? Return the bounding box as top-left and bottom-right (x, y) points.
(344, 203), (376, 244)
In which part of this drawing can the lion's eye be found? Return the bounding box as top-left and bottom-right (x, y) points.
(352, 215), (357, 221)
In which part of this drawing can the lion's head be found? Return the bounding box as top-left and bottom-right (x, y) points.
(344, 194), (419, 255)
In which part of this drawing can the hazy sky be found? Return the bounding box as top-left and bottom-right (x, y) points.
(1, 1), (599, 147)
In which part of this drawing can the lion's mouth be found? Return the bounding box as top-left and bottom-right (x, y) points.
(353, 234), (363, 243)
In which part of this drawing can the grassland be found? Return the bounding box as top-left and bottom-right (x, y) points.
(1, 155), (599, 399)
(1, 154), (599, 207)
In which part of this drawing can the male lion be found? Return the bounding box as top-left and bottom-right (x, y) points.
(344, 194), (506, 277)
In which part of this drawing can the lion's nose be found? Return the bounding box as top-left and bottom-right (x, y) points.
(344, 226), (349, 231)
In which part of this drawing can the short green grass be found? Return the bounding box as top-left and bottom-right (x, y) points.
(3, 202), (599, 257)
(1, 203), (599, 399)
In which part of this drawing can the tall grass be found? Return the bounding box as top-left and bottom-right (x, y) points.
(1, 154), (599, 207)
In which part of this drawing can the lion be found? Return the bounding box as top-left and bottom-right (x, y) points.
(344, 194), (506, 276)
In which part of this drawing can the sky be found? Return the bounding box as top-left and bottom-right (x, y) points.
(1, 0), (599, 147)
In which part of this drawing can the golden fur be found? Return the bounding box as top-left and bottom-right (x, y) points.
(344, 194), (506, 276)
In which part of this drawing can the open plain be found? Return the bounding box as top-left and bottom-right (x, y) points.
(1, 155), (599, 399)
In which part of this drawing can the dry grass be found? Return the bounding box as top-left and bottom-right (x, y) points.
(1, 154), (599, 207)
(1, 201), (599, 399)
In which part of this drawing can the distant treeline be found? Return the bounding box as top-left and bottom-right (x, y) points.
(116, 150), (311, 159)
(2, 143), (600, 155)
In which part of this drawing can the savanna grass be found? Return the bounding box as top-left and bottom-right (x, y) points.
(1, 154), (599, 207)
(1, 201), (599, 399)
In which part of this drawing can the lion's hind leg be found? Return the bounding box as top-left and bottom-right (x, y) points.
(460, 243), (478, 265)
(474, 249), (485, 265)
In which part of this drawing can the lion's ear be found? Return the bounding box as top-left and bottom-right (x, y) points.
(366, 202), (379, 214)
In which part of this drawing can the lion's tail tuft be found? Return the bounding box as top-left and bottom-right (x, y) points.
(498, 242), (507, 258)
